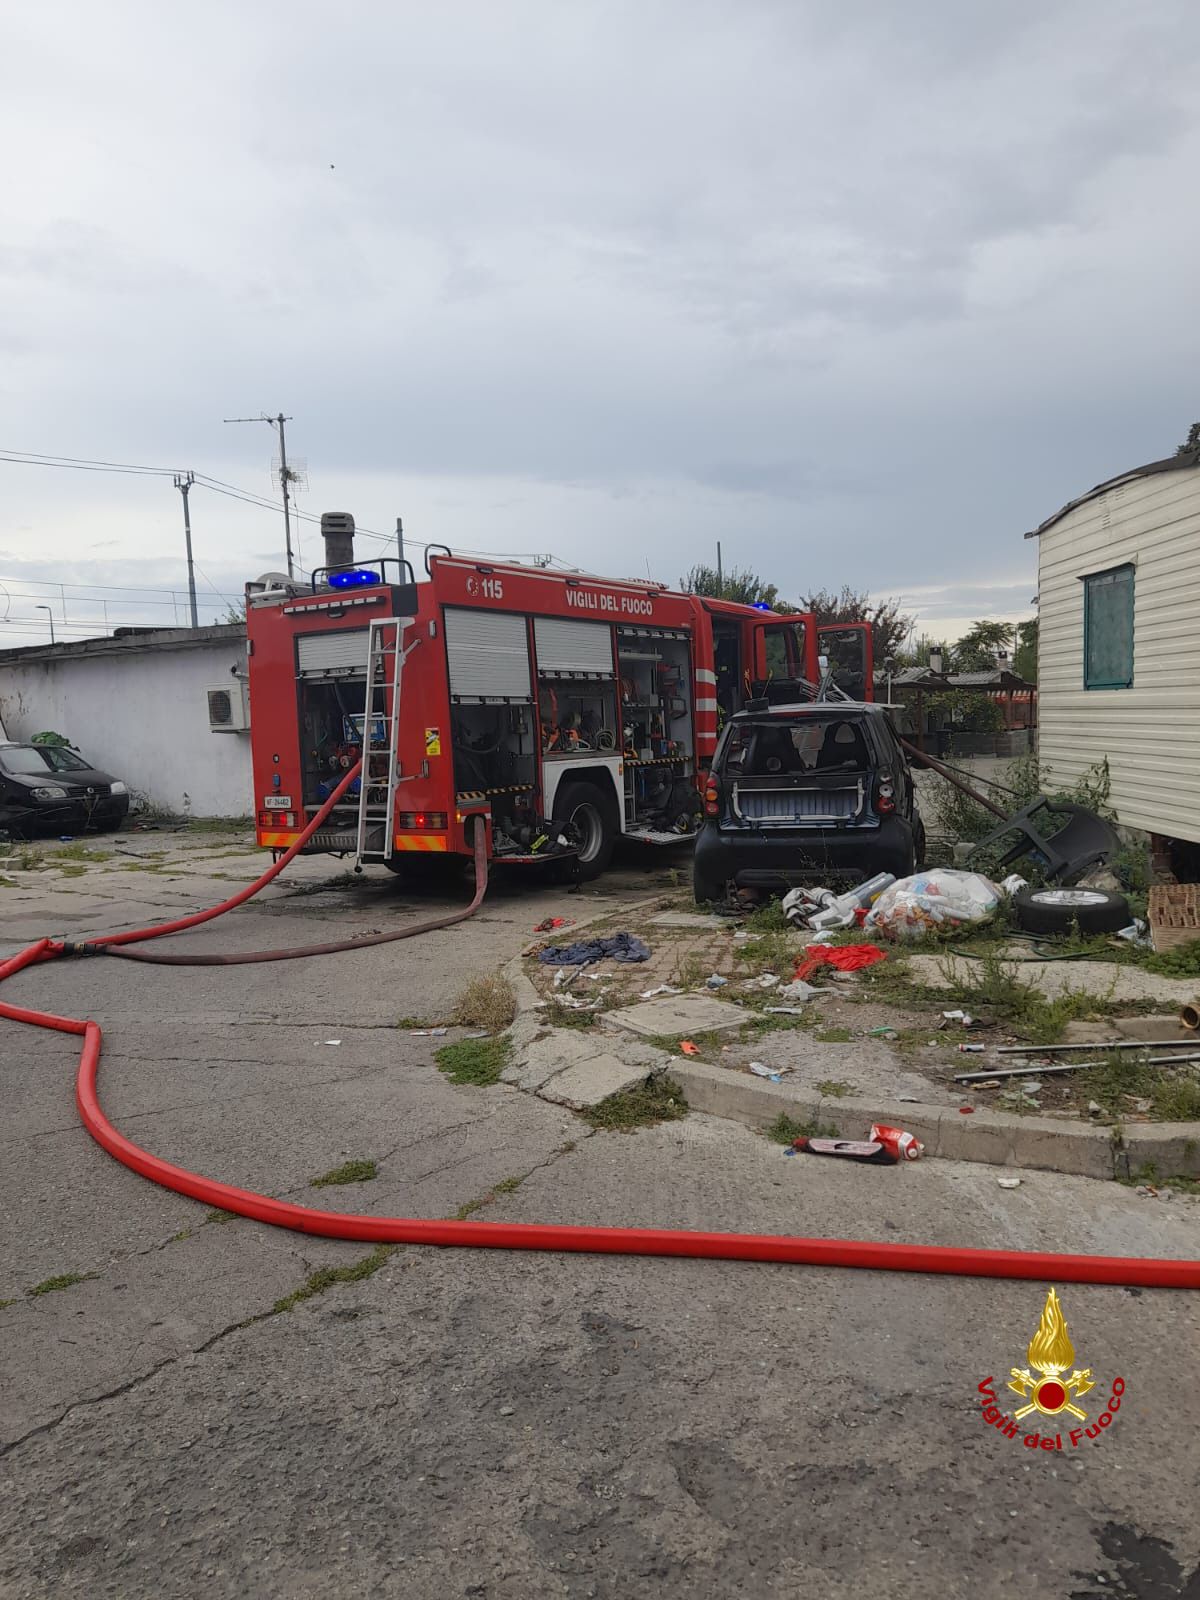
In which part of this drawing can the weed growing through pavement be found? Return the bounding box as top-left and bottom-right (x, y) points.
(204, 1208), (238, 1225)
(28, 1272), (98, 1297)
(272, 1245), (398, 1313)
(579, 1077), (688, 1132)
(453, 973), (517, 1031)
(1118, 1163), (1200, 1195)
(1078, 1055), (1200, 1123)
(765, 1113), (839, 1144)
(50, 843), (114, 862)
(310, 1159), (378, 1188)
(817, 1079), (852, 1097)
(435, 1035), (511, 1086)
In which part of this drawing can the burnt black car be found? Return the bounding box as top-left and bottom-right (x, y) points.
(693, 702), (924, 902)
(0, 743), (130, 837)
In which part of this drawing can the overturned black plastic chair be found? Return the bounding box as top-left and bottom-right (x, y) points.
(967, 796), (1121, 883)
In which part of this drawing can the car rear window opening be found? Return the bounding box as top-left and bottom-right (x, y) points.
(720, 717), (869, 777)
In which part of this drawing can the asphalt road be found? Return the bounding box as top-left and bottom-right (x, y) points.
(1, 839), (1198, 1598)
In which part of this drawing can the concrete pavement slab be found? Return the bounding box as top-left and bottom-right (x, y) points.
(602, 992), (749, 1037)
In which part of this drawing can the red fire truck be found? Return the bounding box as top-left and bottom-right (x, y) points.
(245, 515), (873, 878)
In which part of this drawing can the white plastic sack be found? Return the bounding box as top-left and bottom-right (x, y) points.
(863, 869), (1001, 942)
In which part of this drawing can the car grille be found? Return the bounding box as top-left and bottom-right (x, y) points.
(732, 781), (864, 825)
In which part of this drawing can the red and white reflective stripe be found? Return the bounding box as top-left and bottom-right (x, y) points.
(695, 667), (717, 685)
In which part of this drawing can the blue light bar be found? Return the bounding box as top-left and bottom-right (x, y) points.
(752, 600), (773, 610)
(329, 567), (382, 589)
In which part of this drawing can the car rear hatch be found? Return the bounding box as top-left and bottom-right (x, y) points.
(728, 772), (867, 827)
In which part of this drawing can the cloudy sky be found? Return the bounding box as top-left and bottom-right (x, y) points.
(2, 0), (1198, 646)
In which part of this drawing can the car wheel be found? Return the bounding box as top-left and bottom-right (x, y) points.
(553, 780), (616, 881)
(912, 810), (927, 871)
(1012, 886), (1131, 936)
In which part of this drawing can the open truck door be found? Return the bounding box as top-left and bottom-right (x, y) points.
(817, 622), (874, 701)
(750, 615), (820, 703)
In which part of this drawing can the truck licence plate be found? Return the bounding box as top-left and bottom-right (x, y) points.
(263, 795), (293, 809)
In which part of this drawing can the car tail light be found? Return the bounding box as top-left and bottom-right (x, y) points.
(876, 775), (896, 814)
(704, 778), (720, 818)
(399, 811), (448, 830)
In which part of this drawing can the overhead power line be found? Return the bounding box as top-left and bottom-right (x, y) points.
(0, 446), (564, 565)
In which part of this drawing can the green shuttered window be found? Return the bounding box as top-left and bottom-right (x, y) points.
(1083, 564), (1134, 690)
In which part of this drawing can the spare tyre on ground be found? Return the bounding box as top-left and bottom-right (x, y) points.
(1011, 886), (1131, 936)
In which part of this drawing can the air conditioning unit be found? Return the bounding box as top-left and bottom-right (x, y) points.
(206, 681), (249, 733)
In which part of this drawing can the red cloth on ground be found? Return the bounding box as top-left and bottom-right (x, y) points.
(795, 943), (888, 981)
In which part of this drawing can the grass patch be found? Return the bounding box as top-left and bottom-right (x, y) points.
(0, 1297), (17, 1309)
(204, 1208), (238, 1225)
(58, 864), (87, 877)
(0, 875), (14, 888)
(1119, 1163), (1200, 1195)
(396, 1014), (429, 1029)
(435, 1034), (511, 1086)
(765, 1112), (840, 1144)
(817, 1079), (852, 1097)
(814, 1027), (853, 1044)
(453, 972), (517, 1031)
(28, 1271), (98, 1297)
(182, 815), (255, 833)
(1142, 938), (1200, 978)
(579, 1076), (688, 1131)
(310, 1158), (378, 1188)
(543, 1000), (600, 1029)
(170, 1229), (192, 1243)
(272, 1244), (397, 1313)
(51, 843), (113, 861)
(936, 950), (1110, 1045)
(1077, 1055), (1200, 1123)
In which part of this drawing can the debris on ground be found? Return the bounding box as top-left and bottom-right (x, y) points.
(679, 1039), (700, 1056)
(777, 978), (821, 1002)
(705, 973), (728, 989)
(865, 869), (1001, 941)
(640, 984), (682, 999)
(997, 1176), (1022, 1189)
(795, 943), (888, 981)
(533, 916), (569, 933)
(538, 933), (651, 966)
(749, 1061), (790, 1081)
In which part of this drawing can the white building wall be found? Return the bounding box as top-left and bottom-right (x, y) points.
(0, 630), (253, 817)
(1037, 463), (1200, 842)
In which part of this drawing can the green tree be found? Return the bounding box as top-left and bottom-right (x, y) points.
(797, 586), (914, 664)
(951, 620), (1016, 671)
(679, 564), (782, 608)
(1013, 619), (1038, 682)
(1175, 422), (1200, 457)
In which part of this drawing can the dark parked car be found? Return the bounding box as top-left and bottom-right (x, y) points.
(693, 701), (924, 902)
(0, 743), (130, 837)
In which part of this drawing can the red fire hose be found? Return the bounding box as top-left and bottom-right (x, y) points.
(2, 764), (1198, 1288)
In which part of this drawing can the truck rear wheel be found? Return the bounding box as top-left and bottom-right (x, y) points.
(553, 780), (617, 880)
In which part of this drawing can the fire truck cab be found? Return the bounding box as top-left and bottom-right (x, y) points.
(245, 515), (872, 879)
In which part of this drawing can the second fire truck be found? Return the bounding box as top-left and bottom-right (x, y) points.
(244, 514), (873, 879)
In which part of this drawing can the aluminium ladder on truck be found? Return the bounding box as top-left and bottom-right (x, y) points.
(354, 617), (406, 867)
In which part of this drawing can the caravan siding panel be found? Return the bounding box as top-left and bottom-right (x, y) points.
(1037, 465), (1200, 841)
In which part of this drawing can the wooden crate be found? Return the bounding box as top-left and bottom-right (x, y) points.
(1148, 883), (1200, 953)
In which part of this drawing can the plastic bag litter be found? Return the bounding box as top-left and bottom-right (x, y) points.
(864, 869), (1001, 942)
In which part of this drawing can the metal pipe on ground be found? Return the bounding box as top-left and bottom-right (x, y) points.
(899, 739), (1011, 821)
(956, 1054), (1200, 1085)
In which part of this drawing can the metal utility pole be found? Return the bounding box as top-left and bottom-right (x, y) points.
(223, 412), (296, 578)
(174, 472), (199, 627)
(396, 516), (404, 570)
(35, 604), (56, 643)
(716, 540), (723, 591)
